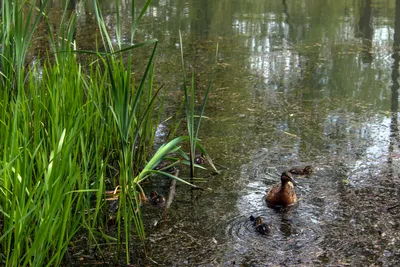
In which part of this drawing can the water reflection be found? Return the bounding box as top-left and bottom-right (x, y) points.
(389, 0), (400, 178)
(37, 0), (400, 265)
(357, 0), (373, 63)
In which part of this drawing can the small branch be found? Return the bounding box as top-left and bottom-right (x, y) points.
(165, 170), (179, 210)
(165, 179), (176, 210)
(387, 204), (400, 211)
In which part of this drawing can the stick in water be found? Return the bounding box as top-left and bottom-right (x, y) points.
(165, 170), (179, 210)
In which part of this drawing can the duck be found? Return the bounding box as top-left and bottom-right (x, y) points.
(150, 191), (165, 207)
(288, 165), (313, 175)
(249, 215), (270, 235)
(194, 153), (206, 165)
(266, 171), (297, 207)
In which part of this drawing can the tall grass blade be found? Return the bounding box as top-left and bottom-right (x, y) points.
(178, 30), (219, 176)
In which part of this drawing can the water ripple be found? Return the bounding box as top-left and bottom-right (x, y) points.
(224, 211), (268, 241)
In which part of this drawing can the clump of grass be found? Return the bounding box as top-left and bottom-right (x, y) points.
(92, 1), (207, 262)
(0, 1), (114, 265)
(0, 0), (219, 266)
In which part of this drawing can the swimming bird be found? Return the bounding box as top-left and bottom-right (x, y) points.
(266, 171), (297, 207)
(249, 215), (271, 235)
(288, 165), (313, 176)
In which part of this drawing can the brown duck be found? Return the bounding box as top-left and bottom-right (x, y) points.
(266, 171), (297, 207)
(288, 165), (313, 175)
(249, 215), (270, 235)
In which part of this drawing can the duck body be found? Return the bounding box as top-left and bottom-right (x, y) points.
(288, 165), (313, 175)
(249, 215), (271, 235)
(194, 153), (206, 165)
(266, 171), (297, 207)
(256, 223), (270, 235)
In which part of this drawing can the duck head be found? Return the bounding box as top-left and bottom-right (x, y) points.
(303, 165), (313, 174)
(281, 171), (296, 186)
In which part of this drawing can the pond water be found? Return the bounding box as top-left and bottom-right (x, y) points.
(45, 0), (400, 265)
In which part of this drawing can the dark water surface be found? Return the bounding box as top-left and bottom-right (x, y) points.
(45, 0), (400, 265)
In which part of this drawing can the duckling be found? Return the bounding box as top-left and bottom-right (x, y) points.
(150, 191), (165, 207)
(266, 171), (297, 207)
(288, 165), (313, 175)
(249, 215), (271, 235)
(194, 153), (206, 165)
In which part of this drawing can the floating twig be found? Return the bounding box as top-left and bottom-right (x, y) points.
(387, 204), (400, 211)
(165, 170), (179, 210)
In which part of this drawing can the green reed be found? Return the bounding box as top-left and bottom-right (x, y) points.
(0, 0), (216, 266)
(0, 40), (98, 266)
(93, 1), (199, 263)
(178, 31), (219, 178)
(1, 0), (114, 265)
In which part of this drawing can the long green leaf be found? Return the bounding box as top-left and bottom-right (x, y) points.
(128, 41), (159, 134)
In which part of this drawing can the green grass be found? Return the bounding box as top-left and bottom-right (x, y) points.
(178, 31), (220, 177)
(0, 0), (218, 266)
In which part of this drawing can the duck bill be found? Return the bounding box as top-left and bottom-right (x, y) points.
(290, 177), (297, 186)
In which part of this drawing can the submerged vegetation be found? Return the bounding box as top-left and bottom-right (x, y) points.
(0, 0), (218, 265)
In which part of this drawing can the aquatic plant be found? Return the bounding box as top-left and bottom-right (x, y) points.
(0, 2), (99, 266)
(0, 0), (217, 266)
(92, 1), (199, 263)
(178, 30), (219, 178)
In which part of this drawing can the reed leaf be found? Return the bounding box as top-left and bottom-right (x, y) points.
(178, 30), (219, 177)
